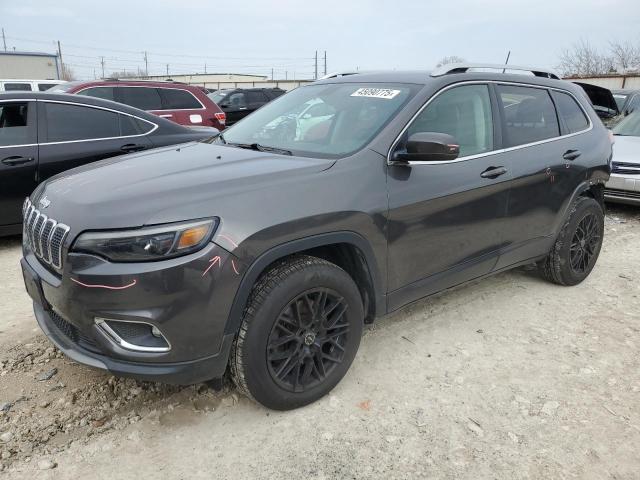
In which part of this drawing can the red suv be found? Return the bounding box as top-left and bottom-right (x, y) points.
(51, 80), (226, 130)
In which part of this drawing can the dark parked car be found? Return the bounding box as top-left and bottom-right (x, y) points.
(208, 87), (285, 125)
(0, 92), (214, 235)
(50, 80), (226, 130)
(21, 64), (611, 410)
(612, 89), (640, 117)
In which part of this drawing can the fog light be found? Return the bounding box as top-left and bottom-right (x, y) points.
(151, 325), (162, 338)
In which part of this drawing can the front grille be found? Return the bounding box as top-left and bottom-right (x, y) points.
(611, 162), (640, 175)
(49, 310), (101, 353)
(22, 198), (70, 270)
(605, 188), (640, 200)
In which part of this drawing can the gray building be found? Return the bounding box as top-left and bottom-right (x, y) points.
(0, 51), (61, 79)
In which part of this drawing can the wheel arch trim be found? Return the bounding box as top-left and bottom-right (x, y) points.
(223, 231), (385, 336)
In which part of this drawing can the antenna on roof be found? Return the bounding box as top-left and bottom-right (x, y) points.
(502, 51), (511, 74)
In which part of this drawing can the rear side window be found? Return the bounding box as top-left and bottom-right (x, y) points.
(3, 83), (32, 91)
(407, 84), (494, 157)
(158, 89), (201, 109)
(246, 91), (269, 103)
(120, 115), (154, 136)
(44, 103), (120, 142)
(551, 91), (589, 134)
(497, 85), (559, 147)
(77, 87), (116, 101)
(227, 92), (247, 108)
(0, 102), (33, 146)
(117, 87), (162, 111)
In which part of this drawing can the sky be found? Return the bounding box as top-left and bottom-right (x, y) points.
(1, 0), (639, 80)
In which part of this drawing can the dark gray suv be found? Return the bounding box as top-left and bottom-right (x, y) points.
(21, 64), (612, 410)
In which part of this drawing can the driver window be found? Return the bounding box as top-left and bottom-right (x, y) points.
(407, 84), (493, 157)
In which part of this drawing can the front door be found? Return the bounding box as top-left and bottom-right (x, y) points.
(0, 100), (38, 229)
(386, 83), (511, 310)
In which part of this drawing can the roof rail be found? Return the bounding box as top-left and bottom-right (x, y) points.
(430, 63), (561, 80)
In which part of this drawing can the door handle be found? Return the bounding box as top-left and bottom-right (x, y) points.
(563, 149), (581, 161)
(1, 155), (34, 166)
(121, 144), (146, 153)
(480, 166), (507, 179)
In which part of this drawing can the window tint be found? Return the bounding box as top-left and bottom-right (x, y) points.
(77, 87), (116, 101)
(45, 103), (120, 142)
(120, 115), (153, 136)
(498, 85), (559, 147)
(227, 92), (246, 108)
(117, 87), (162, 110)
(38, 83), (57, 91)
(158, 89), (201, 109)
(407, 84), (493, 157)
(0, 102), (32, 146)
(551, 91), (589, 134)
(3, 83), (32, 91)
(246, 91), (268, 103)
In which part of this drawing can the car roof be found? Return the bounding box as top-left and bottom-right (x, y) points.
(58, 79), (197, 89)
(0, 91), (187, 130)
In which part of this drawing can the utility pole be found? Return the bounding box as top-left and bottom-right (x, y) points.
(143, 51), (148, 76)
(100, 56), (105, 78)
(271, 68), (274, 81)
(166, 64), (169, 76)
(323, 50), (327, 76)
(57, 40), (64, 79)
(314, 50), (318, 79)
(1, 28), (6, 51)
(204, 63), (207, 74)
(285, 71), (288, 80)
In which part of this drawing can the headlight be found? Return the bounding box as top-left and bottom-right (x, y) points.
(73, 219), (217, 262)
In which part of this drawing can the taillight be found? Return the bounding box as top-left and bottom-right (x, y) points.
(214, 112), (226, 126)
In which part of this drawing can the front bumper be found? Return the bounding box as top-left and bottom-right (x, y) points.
(605, 174), (640, 205)
(22, 241), (244, 384)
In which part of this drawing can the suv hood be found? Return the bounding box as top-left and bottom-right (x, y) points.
(34, 142), (334, 231)
(574, 82), (619, 118)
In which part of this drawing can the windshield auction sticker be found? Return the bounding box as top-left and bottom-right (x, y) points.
(350, 88), (401, 99)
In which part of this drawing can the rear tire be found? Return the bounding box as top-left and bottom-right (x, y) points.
(538, 196), (604, 286)
(230, 255), (364, 410)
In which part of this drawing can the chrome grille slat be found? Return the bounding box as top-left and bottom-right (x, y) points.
(22, 199), (70, 271)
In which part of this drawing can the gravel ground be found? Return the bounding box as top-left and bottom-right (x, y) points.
(0, 204), (639, 479)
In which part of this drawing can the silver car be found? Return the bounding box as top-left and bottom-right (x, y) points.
(606, 112), (640, 205)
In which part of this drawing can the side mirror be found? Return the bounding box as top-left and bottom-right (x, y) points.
(392, 132), (460, 163)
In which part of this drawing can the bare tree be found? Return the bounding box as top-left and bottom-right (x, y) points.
(558, 39), (615, 76)
(436, 56), (466, 68)
(109, 69), (144, 79)
(609, 40), (640, 73)
(60, 64), (76, 81)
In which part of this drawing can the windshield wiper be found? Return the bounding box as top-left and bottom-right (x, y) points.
(227, 142), (292, 156)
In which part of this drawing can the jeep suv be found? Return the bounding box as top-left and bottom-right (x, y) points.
(21, 64), (611, 410)
(51, 79), (226, 130)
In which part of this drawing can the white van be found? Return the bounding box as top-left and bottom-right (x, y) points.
(0, 79), (66, 92)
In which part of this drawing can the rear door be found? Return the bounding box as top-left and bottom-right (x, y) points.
(245, 90), (270, 112)
(37, 101), (152, 181)
(0, 100), (38, 228)
(494, 84), (583, 269)
(386, 83), (511, 310)
(157, 88), (206, 126)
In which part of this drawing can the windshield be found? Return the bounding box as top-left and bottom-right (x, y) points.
(613, 111), (640, 136)
(217, 83), (416, 158)
(614, 94), (628, 112)
(208, 91), (230, 104)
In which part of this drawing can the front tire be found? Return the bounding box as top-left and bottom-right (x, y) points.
(230, 255), (364, 410)
(539, 196), (604, 286)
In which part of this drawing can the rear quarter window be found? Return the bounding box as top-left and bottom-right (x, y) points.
(551, 91), (589, 134)
(497, 85), (560, 147)
(158, 89), (202, 109)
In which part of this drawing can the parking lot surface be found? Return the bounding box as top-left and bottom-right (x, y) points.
(1, 205), (639, 479)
